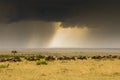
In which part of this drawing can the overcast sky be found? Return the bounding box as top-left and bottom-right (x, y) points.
(0, 0), (120, 48)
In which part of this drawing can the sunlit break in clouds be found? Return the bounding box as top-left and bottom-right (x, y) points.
(50, 25), (90, 48)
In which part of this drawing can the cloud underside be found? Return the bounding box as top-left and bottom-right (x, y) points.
(0, 0), (120, 32)
(0, 0), (120, 48)
(0, 0), (120, 27)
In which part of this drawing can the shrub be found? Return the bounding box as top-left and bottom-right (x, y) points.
(14, 56), (20, 59)
(36, 60), (48, 65)
(36, 55), (45, 60)
(36, 61), (41, 65)
(25, 56), (35, 61)
(40, 61), (48, 65)
(0, 64), (9, 68)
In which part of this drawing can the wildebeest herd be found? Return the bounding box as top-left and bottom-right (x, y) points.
(45, 55), (120, 61)
(0, 54), (120, 62)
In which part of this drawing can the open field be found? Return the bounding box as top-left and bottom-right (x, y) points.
(0, 48), (120, 80)
(0, 48), (120, 56)
(0, 60), (120, 80)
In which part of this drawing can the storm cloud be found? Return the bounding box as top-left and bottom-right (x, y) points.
(1, 0), (120, 30)
(0, 0), (120, 27)
(0, 0), (120, 48)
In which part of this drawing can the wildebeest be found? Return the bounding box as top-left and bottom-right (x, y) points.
(57, 56), (64, 60)
(71, 56), (78, 60)
(45, 56), (56, 61)
(78, 56), (87, 60)
(63, 56), (71, 60)
(91, 56), (102, 59)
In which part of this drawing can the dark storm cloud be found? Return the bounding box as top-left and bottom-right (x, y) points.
(0, 0), (120, 27)
(0, 0), (80, 22)
(0, 0), (120, 48)
(0, 0), (120, 28)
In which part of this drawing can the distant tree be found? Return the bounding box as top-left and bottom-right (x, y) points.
(11, 50), (17, 56)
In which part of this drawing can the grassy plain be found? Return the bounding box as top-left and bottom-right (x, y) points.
(0, 59), (120, 80)
(0, 49), (120, 80)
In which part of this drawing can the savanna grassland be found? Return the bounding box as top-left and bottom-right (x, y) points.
(0, 59), (120, 80)
(0, 48), (120, 80)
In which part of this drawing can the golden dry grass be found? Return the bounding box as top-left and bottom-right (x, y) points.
(0, 59), (120, 80)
